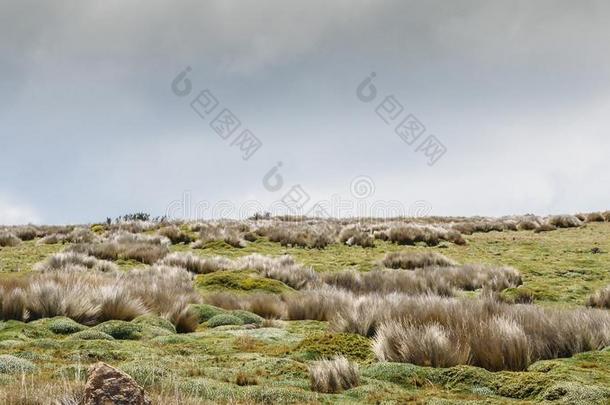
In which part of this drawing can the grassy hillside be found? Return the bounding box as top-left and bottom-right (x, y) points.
(0, 220), (609, 404)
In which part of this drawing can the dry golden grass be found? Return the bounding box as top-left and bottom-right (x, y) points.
(309, 356), (359, 394)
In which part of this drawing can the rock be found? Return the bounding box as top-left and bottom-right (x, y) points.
(84, 362), (151, 405)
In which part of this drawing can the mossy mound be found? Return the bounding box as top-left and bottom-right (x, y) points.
(296, 333), (373, 361)
(207, 314), (244, 328)
(190, 304), (226, 323)
(93, 320), (143, 340)
(541, 382), (610, 404)
(151, 334), (195, 345)
(47, 317), (88, 334)
(196, 271), (291, 294)
(68, 329), (115, 341)
(0, 339), (26, 349)
(0, 355), (37, 374)
(230, 310), (263, 326)
(0, 320), (52, 340)
(363, 362), (434, 389)
(132, 315), (177, 333)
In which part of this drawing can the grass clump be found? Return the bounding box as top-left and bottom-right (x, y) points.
(207, 314), (244, 328)
(548, 215), (582, 228)
(0, 355), (37, 374)
(0, 232), (21, 247)
(382, 251), (457, 269)
(159, 252), (232, 274)
(587, 285), (610, 309)
(309, 356), (360, 393)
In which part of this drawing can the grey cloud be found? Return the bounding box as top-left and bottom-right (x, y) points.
(1, 1), (609, 223)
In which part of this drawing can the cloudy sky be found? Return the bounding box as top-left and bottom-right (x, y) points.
(1, 0), (609, 224)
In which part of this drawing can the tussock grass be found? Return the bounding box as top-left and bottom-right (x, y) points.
(535, 223), (557, 233)
(548, 215), (583, 228)
(38, 233), (68, 245)
(0, 232), (21, 247)
(309, 356), (359, 393)
(237, 254), (320, 290)
(159, 252), (233, 274)
(587, 285), (610, 309)
(257, 223), (337, 249)
(387, 224), (465, 246)
(586, 212), (606, 223)
(13, 226), (38, 241)
(361, 295), (610, 371)
(382, 251), (457, 269)
(339, 226), (374, 248)
(34, 252), (118, 273)
(69, 232), (170, 264)
(322, 264), (521, 295)
(0, 264), (201, 330)
(158, 225), (194, 244)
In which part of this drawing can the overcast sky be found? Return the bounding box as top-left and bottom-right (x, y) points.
(1, 0), (609, 224)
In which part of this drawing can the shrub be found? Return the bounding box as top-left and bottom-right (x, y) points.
(0, 232), (20, 247)
(90, 224), (106, 234)
(230, 310), (263, 326)
(382, 251), (457, 269)
(190, 304), (226, 323)
(207, 314), (244, 328)
(308, 356), (359, 394)
(47, 317), (88, 334)
(587, 285), (610, 309)
(93, 320), (143, 340)
(68, 329), (115, 340)
(548, 215), (582, 228)
(0, 355), (37, 374)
